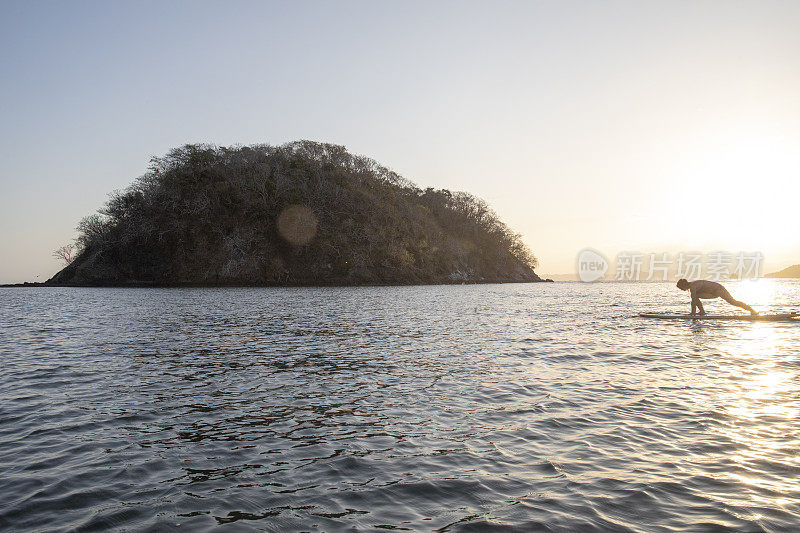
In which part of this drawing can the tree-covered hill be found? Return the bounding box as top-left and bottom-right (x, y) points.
(764, 264), (800, 278)
(49, 141), (543, 286)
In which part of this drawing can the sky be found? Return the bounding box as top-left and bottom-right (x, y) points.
(1, 0), (799, 283)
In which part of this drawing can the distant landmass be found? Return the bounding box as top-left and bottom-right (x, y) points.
(764, 264), (800, 279)
(47, 141), (546, 286)
(542, 273), (579, 281)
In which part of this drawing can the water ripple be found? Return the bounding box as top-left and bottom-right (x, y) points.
(1, 281), (799, 531)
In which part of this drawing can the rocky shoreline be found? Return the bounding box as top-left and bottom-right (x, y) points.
(3, 277), (554, 288)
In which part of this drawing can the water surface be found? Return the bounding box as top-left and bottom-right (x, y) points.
(1, 281), (799, 531)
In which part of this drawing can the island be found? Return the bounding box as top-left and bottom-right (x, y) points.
(764, 264), (800, 279)
(46, 141), (548, 286)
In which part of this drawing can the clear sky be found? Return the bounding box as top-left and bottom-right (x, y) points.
(1, 0), (799, 283)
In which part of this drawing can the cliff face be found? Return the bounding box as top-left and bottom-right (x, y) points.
(49, 141), (542, 286)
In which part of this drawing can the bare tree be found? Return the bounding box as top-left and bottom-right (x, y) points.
(53, 243), (77, 265)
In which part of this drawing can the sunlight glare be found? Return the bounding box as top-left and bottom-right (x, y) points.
(663, 132), (800, 250)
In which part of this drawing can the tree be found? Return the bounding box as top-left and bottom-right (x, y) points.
(53, 243), (77, 265)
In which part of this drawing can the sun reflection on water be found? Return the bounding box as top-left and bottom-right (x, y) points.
(704, 304), (800, 502)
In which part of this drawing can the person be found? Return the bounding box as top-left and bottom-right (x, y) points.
(676, 279), (757, 316)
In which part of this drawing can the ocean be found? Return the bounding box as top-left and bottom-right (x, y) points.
(1, 281), (798, 531)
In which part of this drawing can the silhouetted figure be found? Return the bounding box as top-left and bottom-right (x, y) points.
(676, 279), (757, 316)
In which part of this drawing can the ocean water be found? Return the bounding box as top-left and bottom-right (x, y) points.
(1, 281), (799, 532)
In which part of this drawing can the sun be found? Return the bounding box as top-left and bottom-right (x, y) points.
(659, 130), (800, 252)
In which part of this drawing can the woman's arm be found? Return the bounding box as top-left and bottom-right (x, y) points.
(690, 288), (705, 315)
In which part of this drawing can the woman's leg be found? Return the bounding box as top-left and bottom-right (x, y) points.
(719, 287), (757, 315)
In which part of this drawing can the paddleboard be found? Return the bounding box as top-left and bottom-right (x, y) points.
(639, 312), (798, 321)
